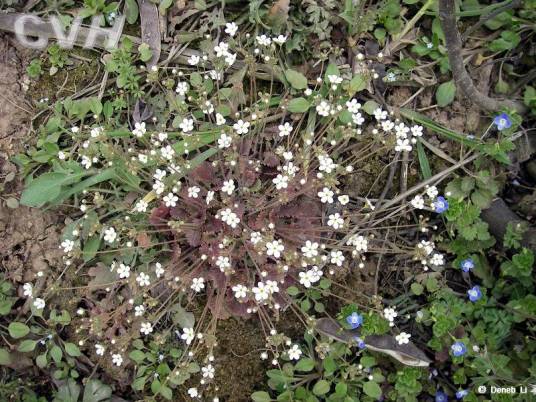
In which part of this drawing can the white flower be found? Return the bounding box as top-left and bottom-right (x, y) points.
(188, 186), (200, 198)
(218, 133), (232, 148)
(266, 280), (279, 294)
(221, 179), (235, 195)
(346, 99), (361, 114)
(191, 277), (205, 292)
(214, 41), (229, 57)
(163, 192), (178, 207)
(266, 34), (284, 45)
(395, 123), (410, 138)
(61, 239), (75, 253)
(155, 262), (165, 278)
(395, 138), (412, 152)
(134, 305), (145, 317)
(426, 186), (438, 199)
(232, 284), (248, 299)
(219, 208), (240, 228)
(382, 120), (395, 132)
(233, 119), (250, 134)
(250, 232), (262, 245)
(95, 344), (105, 356)
(216, 256), (231, 271)
(138, 153), (148, 164)
(317, 187), (334, 204)
(111, 353), (123, 366)
(252, 282), (270, 302)
(153, 180), (165, 195)
(318, 154), (336, 173)
(383, 307), (398, 322)
(136, 272), (151, 287)
(206, 190), (215, 205)
(272, 174), (288, 190)
(299, 270), (314, 288)
(161, 145), (175, 160)
(256, 35), (271, 46)
(154, 169), (167, 181)
(140, 322), (153, 335)
(411, 125), (423, 137)
(188, 387), (199, 398)
(316, 101), (331, 117)
(181, 327), (195, 344)
(58, 151), (66, 160)
(81, 155), (92, 169)
(103, 227), (117, 243)
(225, 22), (238, 37)
(209, 70), (222, 80)
(33, 298), (45, 309)
(202, 364), (215, 379)
(430, 253), (444, 266)
(327, 213), (344, 229)
(396, 332), (411, 345)
(278, 122), (293, 137)
(328, 75), (343, 85)
(338, 195), (349, 205)
(180, 118), (194, 133)
(216, 113), (226, 126)
(135, 199), (148, 213)
(352, 112), (365, 125)
(188, 55), (200, 65)
(266, 240), (284, 259)
(287, 344), (302, 360)
(117, 264), (131, 279)
(347, 235), (368, 252)
(23, 283), (33, 297)
(202, 100), (214, 114)
(330, 250), (345, 266)
(410, 195), (425, 209)
(132, 122), (146, 138)
(176, 81), (189, 95)
(374, 108), (388, 120)
(301, 240), (319, 258)
(224, 52), (237, 66)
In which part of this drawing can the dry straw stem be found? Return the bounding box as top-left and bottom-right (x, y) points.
(438, 0), (526, 113)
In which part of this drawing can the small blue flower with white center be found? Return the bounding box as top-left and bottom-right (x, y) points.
(434, 196), (449, 213)
(451, 341), (467, 357)
(353, 336), (366, 349)
(460, 258), (474, 272)
(346, 312), (363, 329)
(456, 389), (468, 399)
(493, 113), (512, 131)
(467, 285), (482, 302)
(435, 390), (448, 402)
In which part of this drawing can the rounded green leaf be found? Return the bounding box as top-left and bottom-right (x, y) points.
(436, 80), (456, 107)
(8, 322), (30, 339)
(251, 391), (272, 402)
(18, 339), (37, 353)
(0, 348), (12, 365)
(64, 342), (81, 357)
(287, 98), (311, 113)
(363, 381), (382, 398)
(285, 69), (308, 90)
(294, 357), (315, 372)
(312, 380), (330, 396)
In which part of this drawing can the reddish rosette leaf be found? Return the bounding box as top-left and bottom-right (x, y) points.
(149, 203), (170, 227)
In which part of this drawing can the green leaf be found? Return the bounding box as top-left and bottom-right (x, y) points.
(160, 385), (173, 400)
(0, 348), (12, 365)
(363, 381), (382, 398)
(349, 74), (367, 94)
(82, 379), (112, 402)
(51, 345), (63, 363)
(287, 98), (311, 113)
(251, 391), (272, 402)
(312, 380), (330, 396)
(411, 282), (424, 295)
(8, 322), (30, 339)
(56, 379), (81, 402)
(82, 236), (101, 262)
(18, 339), (37, 352)
(436, 80), (456, 107)
(20, 172), (68, 207)
(285, 69), (308, 90)
(64, 342), (81, 357)
(294, 358), (315, 372)
(138, 43), (153, 62)
(416, 140), (432, 179)
(362, 100), (379, 115)
(129, 350), (146, 364)
(125, 0), (139, 24)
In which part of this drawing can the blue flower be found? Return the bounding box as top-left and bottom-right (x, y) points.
(434, 196), (449, 213)
(353, 336), (366, 349)
(435, 390), (448, 402)
(467, 285), (482, 302)
(451, 341), (467, 357)
(460, 258), (474, 273)
(346, 312), (363, 329)
(456, 389), (468, 399)
(493, 113), (512, 131)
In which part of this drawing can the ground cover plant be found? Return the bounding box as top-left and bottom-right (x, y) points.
(0, 0), (534, 401)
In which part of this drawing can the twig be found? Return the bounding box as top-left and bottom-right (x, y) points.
(438, 0), (526, 113)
